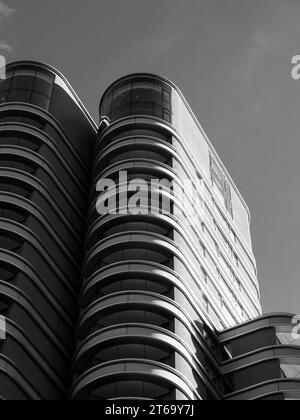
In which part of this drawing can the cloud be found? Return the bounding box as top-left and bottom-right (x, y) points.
(0, 1), (14, 20)
(0, 40), (11, 53)
(109, 6), (198, 73)
(0, 1), (15, 54)
(233, 2), (300, 82)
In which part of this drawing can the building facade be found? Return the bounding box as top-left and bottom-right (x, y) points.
(0, 61), (97, 399)
(0, 63), (299, 400)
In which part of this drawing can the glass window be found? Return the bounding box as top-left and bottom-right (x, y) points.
(163, 109), (172, 122)
(276, 327), (300, 346)
(132, 80), (154, 103)
(132, 102), (154, 116)
(13, 68), (36, 77)
(0, 78), (12, 92)
(163, 89), (171, 104)
(101, 89), (113, 115)
(210, 154), (233, 217)
(8, 89), (32, 103)
(11, 76), (35, 90)
(31, 92), (50, 109)
(112, 81), (132, 107)
(0, 91), (8, 103)
(33, 77), (53, 97)
(153, 81), (163, 104)
(111, 104), (131, 120)
(281, 364), (300, 379)
(153, 104), (163, 118)
(102, 78), (172, 122)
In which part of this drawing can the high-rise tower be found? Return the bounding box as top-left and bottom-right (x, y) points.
(0, 61), (96, 399)
(0, 63), (299, 400)
(71, 74), (262, 400)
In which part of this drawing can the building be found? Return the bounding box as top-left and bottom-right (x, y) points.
(0, 62), (299, 400)
(0, 61), (97, 399)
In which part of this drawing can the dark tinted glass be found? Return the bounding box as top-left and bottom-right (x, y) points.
(101, 90), (112, 115)
(33, 77), (53, 97)
(100, 77), (172, 123)
(8, 89), (32, 103)
(0, 91), (8, 103)
(0, 78), (12, 92)
(132, 80), (154, 103)
(31, 92), (50, 109)
(112, 81), (131, 106)
(132, 102), (154, 115)
(11, 76), (35, 90)
(111, 104), (131, 120)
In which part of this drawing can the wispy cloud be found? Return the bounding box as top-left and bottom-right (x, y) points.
(0, 1), (15, 54)
(233, 2), (300, 82)
(109, 7), (197, 73)
(0, 40), (12, 53)
(0, 1), (14, 20)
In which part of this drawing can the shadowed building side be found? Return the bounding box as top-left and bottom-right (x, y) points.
(0, 61), (97, 400)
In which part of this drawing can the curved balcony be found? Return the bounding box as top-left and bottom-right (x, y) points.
(0, 61), (96, 399)
(76, 290), (197, 339)
(97, 115), (258, 277)
(0, 167), (82, 242)
(0, 114), (89, 186)
(218, 314), (300, 399)
(71, 360), (200, 400)
(0, 278), (70, 359)
(0, 191), (81, 265)
(0, 354), (41, 400)
(1, 317), (67, 399)
(0, 218), (77, 312)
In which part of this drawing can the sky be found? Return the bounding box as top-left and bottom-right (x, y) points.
(0, 0), (300, 315)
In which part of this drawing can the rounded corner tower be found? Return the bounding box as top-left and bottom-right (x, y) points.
(1, 67), (299, 401)
(71, 73), (263, 400)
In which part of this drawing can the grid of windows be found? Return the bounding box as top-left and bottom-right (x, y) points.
(0, 68), (54, 111)
(171, 137), (257, 280)
(210, 154), (233, 218)
(100, 78), (172, 123)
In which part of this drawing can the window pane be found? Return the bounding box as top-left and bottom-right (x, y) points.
(112, 81), (132, 107)
(277, 329), (300, 346)
(132, 102), (154, 116)
(132, 80), (154, 103)
(153, 81), (163, 104)
(33, 77), (53, 97)
(31, 92), (50, 109)
(0, 91), (8, 103)
(153, 104), (163, 118)
(11, 76), (35, 90)
(13, 68), (36, 77)
(163, 89), (171, 104)
(8, 89), (32, 103)
(281, 364), (300, 379)
(111, 104), (131, 120)
(101, 89), (113, 115)
(0, 78), (12, 92)
(163, 110), (172, 122)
